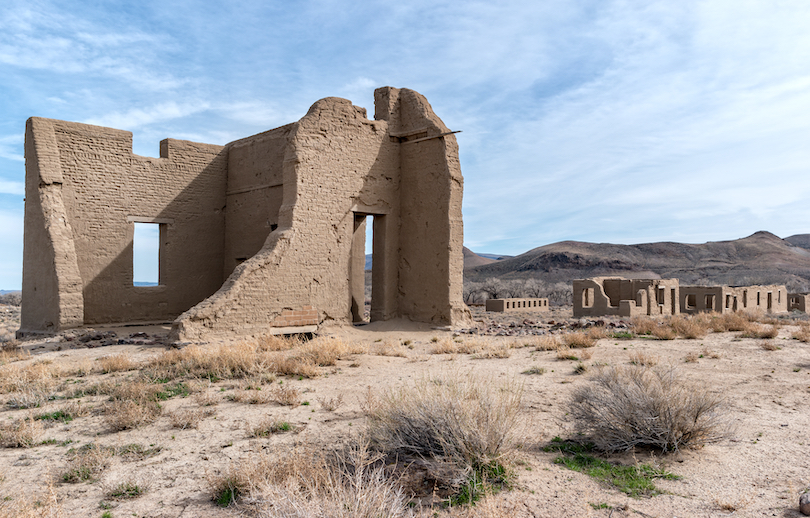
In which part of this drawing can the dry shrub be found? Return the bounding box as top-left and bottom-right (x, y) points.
(249, 417), (294, 437)
(257, 334), (301, 352)
(562, 331), (596, 348)
(702, 348), (721, 359)
(270, 384), (301, 406)
(61, 443), (113, 483)
(650, 325), (677, 340)
(0, 360), (63, 408)
(193, 391), (220, 406)
(208, 443), (411, 517)
(295, 337), (366, 366)
(169, 408), (214, 429)
(365, 371), (522, 489)
(670, 315), (709, 339)
(430, 338), (484, 355)
(710, 312), (753, 333)
(628, 351), (659, 366)
(103, 400), (162, 431)
(555, 347), (580, 361)
(102, 382), (163, 430)
(738, 324), (779, 339)
(270, 356), (321, 378)
(319, 394), (344, 411)
(471, 343), (511, 359)
(99, 353), (137, 373)
(0, 416), (43, 448)
(533, 335), (560, 351)
(758, 341), (780, 351)
(371, 341), (409, 358)
(684, 352), (699, 363)
(0, 484), (62, 518)
(0, 341), (27, 366)
(792, 323), (810, 343)
(570, 365), (729, 452)
(630, 316), (658, 335)
(145, 342), (273, 381)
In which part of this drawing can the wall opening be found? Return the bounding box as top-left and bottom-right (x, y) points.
(351, 213), (387, 323)
(685, 294), (696, 310)
(767, 292), (773, 310)
(705, 294), (714, 311)
(582, 288), (594, 308)
(133, 222), (161, 286)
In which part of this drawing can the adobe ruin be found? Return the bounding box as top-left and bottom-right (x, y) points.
(485, 298), (549, 313)
(573, 277), (788, 318)
(19, 87), (471, 340)
(573, 277), (679, 318)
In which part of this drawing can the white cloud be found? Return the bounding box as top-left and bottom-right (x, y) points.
(0, 180), (24, 196)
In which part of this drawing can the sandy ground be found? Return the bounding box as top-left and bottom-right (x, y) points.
(1, 306), (809, 517)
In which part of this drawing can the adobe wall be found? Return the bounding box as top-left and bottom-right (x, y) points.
(788, 293), (809, 312)
(485, 298), (549, 312)
(21, 118), (227, 334)
(171, 87), (470, 340)
(680, 285), (788, 314)
(573, 277), (678, 318)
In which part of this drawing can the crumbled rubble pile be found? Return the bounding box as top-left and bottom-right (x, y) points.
(46, 330), (168, 350)
(457, 305), (629, 337)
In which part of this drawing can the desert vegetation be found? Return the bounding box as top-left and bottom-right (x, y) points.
(0, 309), (809, 516)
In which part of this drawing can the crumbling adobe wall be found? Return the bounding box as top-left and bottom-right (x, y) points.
(573, 277), (678, 317)
(20, 118), (227, 333)
(171, 88), (470, 340)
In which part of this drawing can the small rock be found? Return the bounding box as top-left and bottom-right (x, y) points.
(800, 491), (810, 516)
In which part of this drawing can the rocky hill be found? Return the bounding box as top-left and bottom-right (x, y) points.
(465, 231), (810, 293)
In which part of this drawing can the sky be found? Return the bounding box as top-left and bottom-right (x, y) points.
(2, 0), (810, 289)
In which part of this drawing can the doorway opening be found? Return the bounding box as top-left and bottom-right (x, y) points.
(350, 213), (386, 323)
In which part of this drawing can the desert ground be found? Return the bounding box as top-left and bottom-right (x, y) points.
(1, 305), (809, 518)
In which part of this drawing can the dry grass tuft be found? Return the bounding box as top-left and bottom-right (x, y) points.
(561, 331), (597, 349)
(99, 353), (137, 373)
(371, 341), (409, 358)
(684, 352), (700, 363)
(249, 417), (294, 437)
(556, 347), (592, 361)
(570, 365), (730, 452)
(710, 312), (754, 333)
(793, 322), (810, 342)
(0, 483), (62, 518)
(169, 408), (215, 430)
(650, 325), (677, 340)
(0, 415), (43, 448)
(759, 341), (781, 351)
(533, 335), (561, 351)
(702, 348), (721, 359)
(0, 360), (63, 408)
(207, 443), (411, 517)
(630, 316), (658, 335)
(103, 400), (162, 431)
(318, 393), (344, 411)
(471, 343), (511, 359)
(738, 324), (779, 339)
(628, 351), (659, 366)
(61, 443), (114, 483)
(365, 371), (522, 489)
(670, 315), (709, 339)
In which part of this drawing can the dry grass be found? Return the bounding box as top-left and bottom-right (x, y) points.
(793, 322), (810, 342)
(319, 393), (344, 411)
(0, 360), (63, 409)
(670, 315), (709, 339)
(169, 408), (215, 430)
(61, 443), (114, 483)
(738, 324), (779, 339)
(248, 417), (294, 437)
(532, 335), (561, 351)
(561, 331), (597, 348)
(570, 365), (730, 452)
(103, 400), (162, 431)
(371, 341), (410, 358)
(702, 348), (721, 359)
(556, 347), (592, 361)
(684, 352), (700, 363)
(0, 415), (43, 448)
(0, 484), (62, 518)
(628, 351), (659, 366)
(471, 343), (511, 359)
(99, 353), (137, 373)
(709, 312), (756, 333)
(650, 325), (677, 340)
(208, 443), (412, 517)
(365, 371), (522, 489)
(759, 341), (781, 351)
(430, 338), (481, 355)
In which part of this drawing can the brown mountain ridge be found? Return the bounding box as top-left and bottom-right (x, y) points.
(465, 231), (810, 292)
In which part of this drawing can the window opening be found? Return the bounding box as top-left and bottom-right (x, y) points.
(133, 222), (160, 286)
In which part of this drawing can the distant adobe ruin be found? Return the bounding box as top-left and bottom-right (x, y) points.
(20, 87), (471, 340)
(573, 277), (789, 317)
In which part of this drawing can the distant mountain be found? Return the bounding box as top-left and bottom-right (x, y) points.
(465, 231), (810, 292)
(785, 234), (810, 250)
(0, 290), (21, 295)
(364, 248), (508, 271)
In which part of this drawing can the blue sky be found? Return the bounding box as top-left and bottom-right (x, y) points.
(2, 1), (810, 289)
